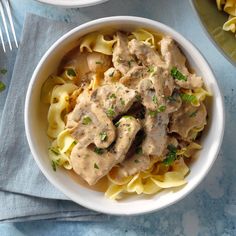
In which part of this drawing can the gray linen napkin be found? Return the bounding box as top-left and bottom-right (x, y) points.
(0, 13), (107, 222)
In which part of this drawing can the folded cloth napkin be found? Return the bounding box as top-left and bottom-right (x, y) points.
(0, 13), (108, 222)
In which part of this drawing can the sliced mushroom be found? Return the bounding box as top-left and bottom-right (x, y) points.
(87, 52), (111, 74)
(66, 101), (116, 149)
(70, 116), (141, 185)
(142, 112), (169, 156)
(104, 67), (121, 84)
(120, 66), (149, 89)
(112, 32), (138, 75)
(128, 39), (166, 68)
(169, 102), (207, 138)
(91, 83), (137, 119)
(116, 154), (150, 178)
(138, 67), (177, 113)
(160, 36), (203, 89)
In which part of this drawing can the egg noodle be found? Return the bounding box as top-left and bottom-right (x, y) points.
(216, 0), (236, 36)
(41, 29), (210, 200)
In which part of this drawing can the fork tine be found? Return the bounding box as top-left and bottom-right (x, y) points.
(0, 0), (12, 50)
(0, 26), (6, 52)
(3, 0), (18, 48)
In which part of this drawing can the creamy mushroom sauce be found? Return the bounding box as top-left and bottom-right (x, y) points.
(42, 29), (209, 199)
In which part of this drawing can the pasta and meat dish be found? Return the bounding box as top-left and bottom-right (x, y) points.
(216, 0), (236, 36)
(41, 29), (210, 200)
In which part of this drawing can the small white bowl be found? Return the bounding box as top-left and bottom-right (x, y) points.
(25, 16), (225, 215)
(36, 0), (109, 8)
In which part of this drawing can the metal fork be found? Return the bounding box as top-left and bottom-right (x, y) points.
(0, 0), (18, 52)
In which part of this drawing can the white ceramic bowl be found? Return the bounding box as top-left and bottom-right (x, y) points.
(36, 0), (109, 8)
(25, 16), (225, 215)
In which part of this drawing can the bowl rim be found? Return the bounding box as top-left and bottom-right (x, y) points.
(24, 16), (225, 215)
(35, 0), (109, 8)
(189, 0), (236, 67)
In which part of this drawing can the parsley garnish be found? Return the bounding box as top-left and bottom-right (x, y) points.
(128, 60), (132, 68)
(94, 163), (99, 169)
(100, 131), (107, 141)
(171, 67), (187, 81)
(189, 110), (198, 117)
(148, 110), (158, 117)
(135, 94), (142, 102)
(127, 59), (134, 68)
(66, 68), (76, 77)
(95, 61), (102, 64)
(123, 115), (133, 119)
(152, 95), (158, 104)
(94, 147), (104, 155)
(120, 98), (125, 106)
(147, 66), (155, 73)
(51, 160), (57, 171)
(0, 81), (6, 92)
(109, 93), (116, 99)
(107, 107), (115, 117)
(180, 93), (197, 103)
(49, 147), (60, 156)
(82, 116), (92, 125)
(115, 121), (120, 127)
(163, 144), (177, 166)
(157, 105), (166, 112)
(73, 140), (78, 145)
(0, 69), (7, 75)
(134, 159), (140, 163)
(166, 95), (177, 102)
(135, 147), (143, 155)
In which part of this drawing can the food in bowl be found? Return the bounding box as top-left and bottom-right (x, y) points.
(41, 28), (210, 200)
(216, 0), (236, 36)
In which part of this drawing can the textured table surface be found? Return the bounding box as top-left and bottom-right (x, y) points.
(0, 0), (236, 235)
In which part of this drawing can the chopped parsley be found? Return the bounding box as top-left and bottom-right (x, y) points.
(166, 95), (177, 102)
(51, 160), (58, 171)
(0, 68), (7, 75)
(100, 131), (107, 141)
(120, 98), (125, 106)
(49, 147), (60, 156)
(115, 121), (120, 127)
(66, 68), (76, 77)
(128, 59), (135, 68)
(147, 66), (155, 73)
(73, 140), (78, 145)
(152, 95), (158, 104)
(157, 105), (166, 112)
(180, 93), (197, 103)
(134, 159), (140, 163)
(94, 147), (104, 155)
(107, 107), (115, 117)
(148, 110), (158, 117)
(128, 60), (132, 68)
(189, 110), (198, 117)
(82, 116), (92, 125)
(135, 94), (142, 102)
(123, 115), (133, 119)
(135, 147), (143, 155)
(171, 67), (187, 81)
(148, 105), (167, 117)
(94, 163), (99, 169)
(109, 93), (116, 99)
(0, 81), (6, 92)
(163, 144), (177, 166)
(95, 61), (102, 64)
